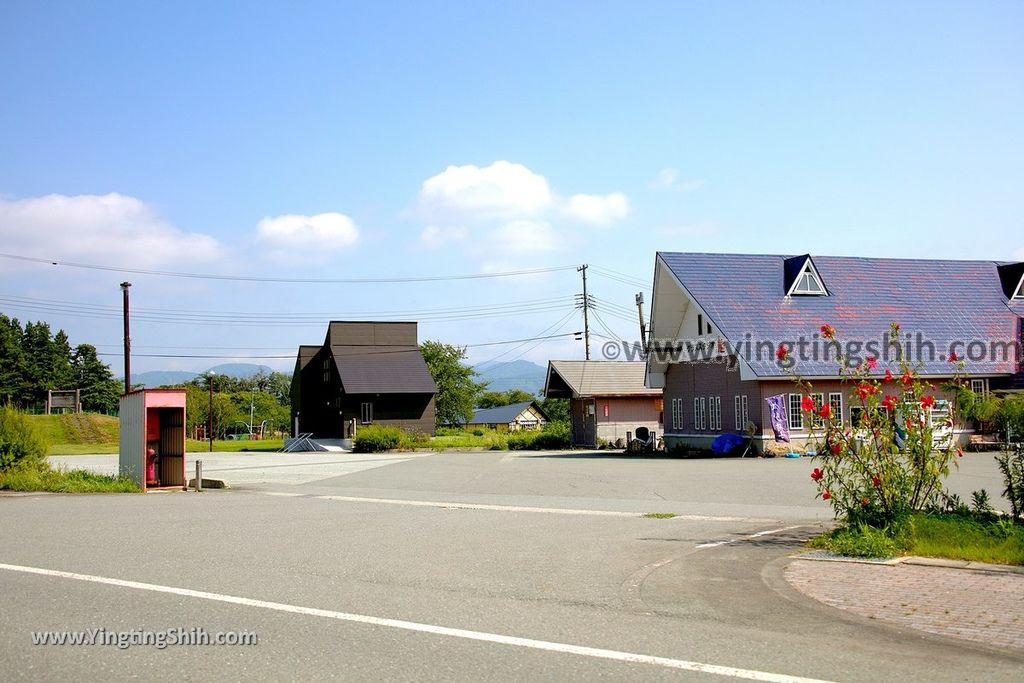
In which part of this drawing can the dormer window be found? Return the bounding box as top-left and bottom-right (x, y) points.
(785, 256), (828, 297)
(1015, 277), (1024, 299)
(997, 262), (1024, 300)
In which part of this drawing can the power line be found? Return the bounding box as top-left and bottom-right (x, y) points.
(0, 252), (576, 284)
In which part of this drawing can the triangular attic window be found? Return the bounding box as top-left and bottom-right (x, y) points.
(1015, 275), (1024, 299)
(788, 259), (827, 296)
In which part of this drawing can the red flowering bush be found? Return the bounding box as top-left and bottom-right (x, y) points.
(793, 322), (966, 527)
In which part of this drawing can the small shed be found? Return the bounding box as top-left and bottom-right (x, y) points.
(465, 401), (548, 432)
(119, 389), (187, 491)
(544, 361), (663, 447)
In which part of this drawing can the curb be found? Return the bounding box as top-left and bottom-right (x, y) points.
(187, 478), (230, 490)
(793, 551), (1024, 575)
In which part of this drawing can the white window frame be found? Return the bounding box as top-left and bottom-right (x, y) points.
(809, 392), (825, 428)
(1013, 275), (1024, 299)
(360, 402), (373, 424)
(671, 398), (682, 430)
(787, 258), (828, 297)
(734, 395), (748, 431)
(694, 397), (707, 431)
(788, 393), (804, 431)
(709, 396), (722, 431)
(828, 392), (843, 423)
(970, 379), (989, 397)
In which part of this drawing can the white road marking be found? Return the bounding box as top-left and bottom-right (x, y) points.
(256, 491), (773, 522)
(695, 526), (807, 550)
(0, 561), (835, 683)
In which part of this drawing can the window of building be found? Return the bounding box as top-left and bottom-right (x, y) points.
(1014, 276), (1024, 299)
(734, 395), (748, 430)
(360, 402), (373, 424)
(829, 392), (843, 423)
(810, 392), (825, 428)
(323, 371), (330, 384)
(788, 260), (827, 296)
(709, 396), (721, 431)
(788, 394), (804, 430)
(697, 314), (703, 336)
(671, 398), (681, 430)
(970, 379), (989, 397)
(694, 397), (707, 430)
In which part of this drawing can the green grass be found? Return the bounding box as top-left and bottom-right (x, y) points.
(0, 464), (140, 493)
(808, 513), (1024, 565)
(31, 413), (119, 448)
(185, 438), (285, 453)
(430, 429), (509, 450)
(48, 443), (120, 455)
(643, 512), (677, 519)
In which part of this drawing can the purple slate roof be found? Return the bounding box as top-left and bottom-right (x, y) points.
(659, 252), (1024, 378)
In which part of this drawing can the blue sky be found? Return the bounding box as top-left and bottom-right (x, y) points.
(1, 1), (1022, 376)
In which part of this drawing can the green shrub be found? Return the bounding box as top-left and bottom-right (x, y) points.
(0, 405), (47, 472)
(472, 429), (484, 437)
(507, 422), (571, 450)
(996, 443), (1024, 522)
(353, 425), (406, 452)
(0, 463), (139, 493)
(809, 522), (909, 559)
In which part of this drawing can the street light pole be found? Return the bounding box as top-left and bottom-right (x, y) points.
(207, 371), (215, 452)
(120, 282), (132, 395)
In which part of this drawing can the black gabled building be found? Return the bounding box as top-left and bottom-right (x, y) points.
(291, 321), (437, 438)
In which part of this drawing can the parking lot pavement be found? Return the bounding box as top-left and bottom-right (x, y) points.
(48, 451), (431, 486)
(6, 450), (1018, 681)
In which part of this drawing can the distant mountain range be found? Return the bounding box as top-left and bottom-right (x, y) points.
(472, 360), (547, 395)
(129, 363), (275, 388)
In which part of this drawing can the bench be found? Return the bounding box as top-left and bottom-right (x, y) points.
(968, 434), (1003, 451)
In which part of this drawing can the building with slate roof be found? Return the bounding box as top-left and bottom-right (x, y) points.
(290, 322), (437, 438)
(647, 253), (1024, 452)
(462, 400), (548, 432)
(544, 360), (663, 446)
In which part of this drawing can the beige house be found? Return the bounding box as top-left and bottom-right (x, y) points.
(544, 361), (663, 446)
(464, 401), (548, 432)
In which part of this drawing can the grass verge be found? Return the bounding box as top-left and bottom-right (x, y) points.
(185, 439), (285, 453)
(808, 513), (1024, 565)
(643, 512), (677, 519)
(0, 464), (140, 493)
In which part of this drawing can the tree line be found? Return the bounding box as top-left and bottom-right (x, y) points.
(0, 314), (121, 413)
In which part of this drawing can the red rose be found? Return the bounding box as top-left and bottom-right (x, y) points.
(821, 490), (831, 500)
(884, 369), (893, 383)
(830, 442), (842, 455)
(881, 395), (897, 411)
(948, 352), (958, 363)
(820, 324), (836, 340)
(855, 384), (871, 401)
(819, 404), (831, 419)
(861, 496), (870, 507)
(921, 395), (935, 409)
(801, 395), (815, 412)
(901, 370), (913, 387)
(811, 468), (823, 482)
(871, 475), (882, 488)
(866, 357), (877, 370)
(776, 344), (789, 361)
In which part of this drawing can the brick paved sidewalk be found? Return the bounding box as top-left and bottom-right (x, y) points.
(786, 557), (1024, 652)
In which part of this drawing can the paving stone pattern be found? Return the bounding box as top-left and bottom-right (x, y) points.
(786, 559), (1024, 652)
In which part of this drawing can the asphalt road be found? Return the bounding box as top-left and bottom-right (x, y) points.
(3, 451), (1021, 681)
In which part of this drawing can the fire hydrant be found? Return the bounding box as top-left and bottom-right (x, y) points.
(146, 448), (160, 487)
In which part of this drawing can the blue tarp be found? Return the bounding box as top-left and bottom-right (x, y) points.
(711, 433), (745, 455)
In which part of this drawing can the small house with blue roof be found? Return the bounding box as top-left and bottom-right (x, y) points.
(647, 252), (1024, 452)
(464, 400), (549, 432)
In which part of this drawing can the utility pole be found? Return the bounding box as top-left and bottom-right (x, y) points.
(635, 292), (647, 349)
(207, 371), (215, 452)
(577, 265), (591, 360)
(120, 282), (132, 395)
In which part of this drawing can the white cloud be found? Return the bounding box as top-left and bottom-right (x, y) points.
(256, 212), (359, 252)
(649, 167), (704, 193)
(657, 222), (719, 238)
(650, 168), (678, 189)
(418, 225), (469, 249)
(418, 161), (552, 221)
(563, 192), (629, 226)
(488, 220), (557, 254)
(0, 192), (222, 269)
